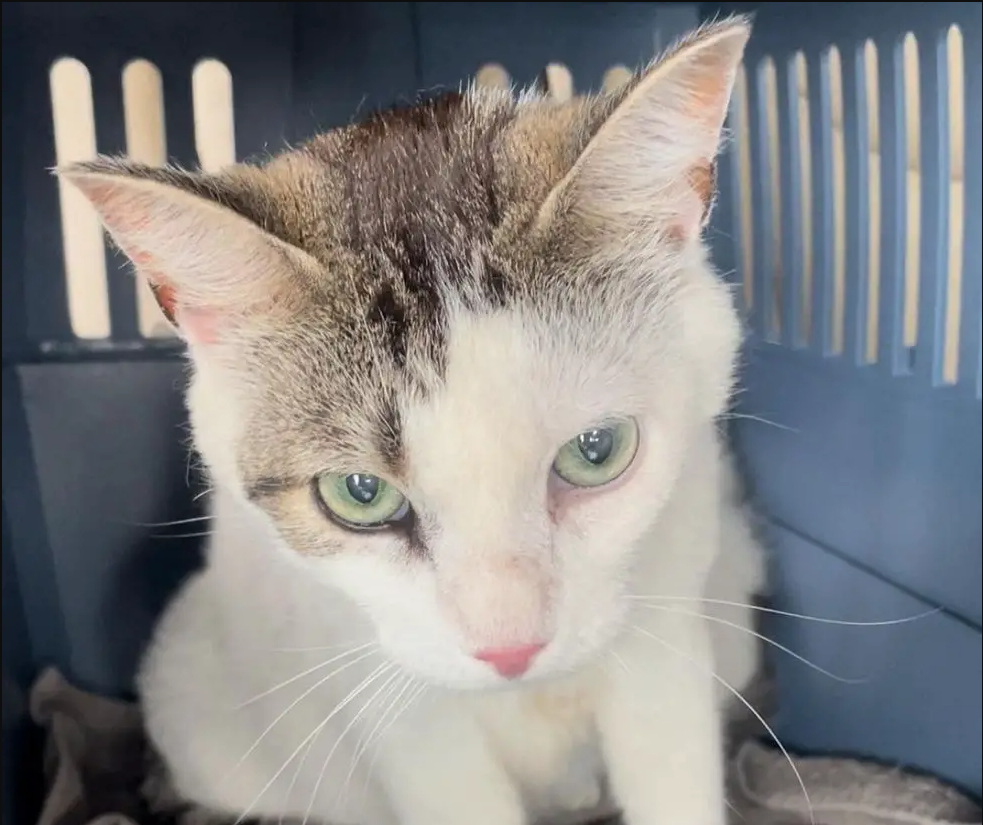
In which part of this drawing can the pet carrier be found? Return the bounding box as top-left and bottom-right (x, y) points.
(2, 2), (980, 824)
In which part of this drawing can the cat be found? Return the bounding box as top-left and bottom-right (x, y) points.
(62, 16), (764, 825)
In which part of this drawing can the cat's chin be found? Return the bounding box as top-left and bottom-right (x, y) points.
(385, 662), (550, 693)
(413, 668), (585, 695)
(447, 675), (550, 693)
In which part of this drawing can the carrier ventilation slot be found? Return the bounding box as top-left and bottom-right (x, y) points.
(728, 25), (971, 390)
(50, 57), (236, 341)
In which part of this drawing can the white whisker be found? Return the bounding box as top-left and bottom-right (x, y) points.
(301, 665), (403, 825)
(630, 624), (815, 825)
(220, 647), (378, 790)
(638, 602), (864, 683)
(726, 796), (747, 821)
(718, 412), (797, 432)
(274, 641), (374, 654)
(337, 672), (415, 809)
(123, 514), (212, 528)
(627, 595), (940, 627)
(230, 660), (393, 825)
(192, 487), (213, 503)
(281, 666), (399, 823)
(361, 680), (428, 797)
(278, 733), (317, 825)
(277, 664), (388, 824)
(610, 649), (633, 676)
(235, 641), (377, 710)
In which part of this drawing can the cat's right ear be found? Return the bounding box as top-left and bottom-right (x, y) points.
(535, 17), (750, 246)
(56, 158), (319, 345)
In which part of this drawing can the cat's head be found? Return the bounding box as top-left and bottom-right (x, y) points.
(63, 18), (750, 688)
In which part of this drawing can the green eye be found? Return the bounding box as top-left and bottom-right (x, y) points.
(552, 419), (640, 488)
(314, 472), (409, 529)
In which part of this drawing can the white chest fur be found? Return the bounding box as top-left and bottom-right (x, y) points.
(139, 441), (763, 825)
(466, 673), (614, 822)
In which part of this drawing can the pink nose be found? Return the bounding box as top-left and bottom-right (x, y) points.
(473, 643), (545, 679)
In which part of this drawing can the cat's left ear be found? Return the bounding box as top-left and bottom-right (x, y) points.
(538, 16), (750, 244)
(57, 159), (320, 344)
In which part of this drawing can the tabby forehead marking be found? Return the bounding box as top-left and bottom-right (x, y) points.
(298, 91), (519, 378)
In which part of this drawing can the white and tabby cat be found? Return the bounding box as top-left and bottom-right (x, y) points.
(63, 17), (764, 825)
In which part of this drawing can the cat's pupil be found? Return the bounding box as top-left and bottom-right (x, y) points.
(577, 429), (614, 465)
(346, 474), (380, 504)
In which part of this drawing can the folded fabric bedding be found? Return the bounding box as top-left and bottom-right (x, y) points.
(27, 668), (981, 825)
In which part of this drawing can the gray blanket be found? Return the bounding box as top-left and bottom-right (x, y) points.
(30, 667), (981, 825)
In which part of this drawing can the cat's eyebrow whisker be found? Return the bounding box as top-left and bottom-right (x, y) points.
(637, 602), (864, 684)
(192, 486), (213, 503)
(219, 647), (380, 796)
(122, 514), (212, 528)
(234, 641), (378, 710)
(150, 531), (215, 540)
(301, 665), (404, 825)
(716, 412), (797, 432)
(626, 595), (941, 627)
(232, 661), (395, 825)
(630, 624), (815, 825)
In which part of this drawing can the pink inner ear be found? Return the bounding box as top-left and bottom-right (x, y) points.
(131, 253), (218, 345)
(71, 173), (247, 346)
(663, 181), (710, 243)
(173, 306), (219, 345)
(679, 47), (738, 130)
(80, 179), (154, 235)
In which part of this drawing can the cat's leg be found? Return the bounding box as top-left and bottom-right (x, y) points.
(374, 709), (526, 825)
(598, 614), (728, 825)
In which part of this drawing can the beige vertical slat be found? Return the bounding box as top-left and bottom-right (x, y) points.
(542, 64), (574, 102)
(942, 24), (965, 384)
(50, 58), (110, 339)
(760, 57), (783, 339)
(475, 63), (510, 91)
(827, 46), (847, 355)
(192, 59), (236, 173)
(794, 52), (815, 345)
(122, 59), (174, 339)
(863, 41), (882, 364)
(901, 33), (922, 351)
(602, 65), (632, 94)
